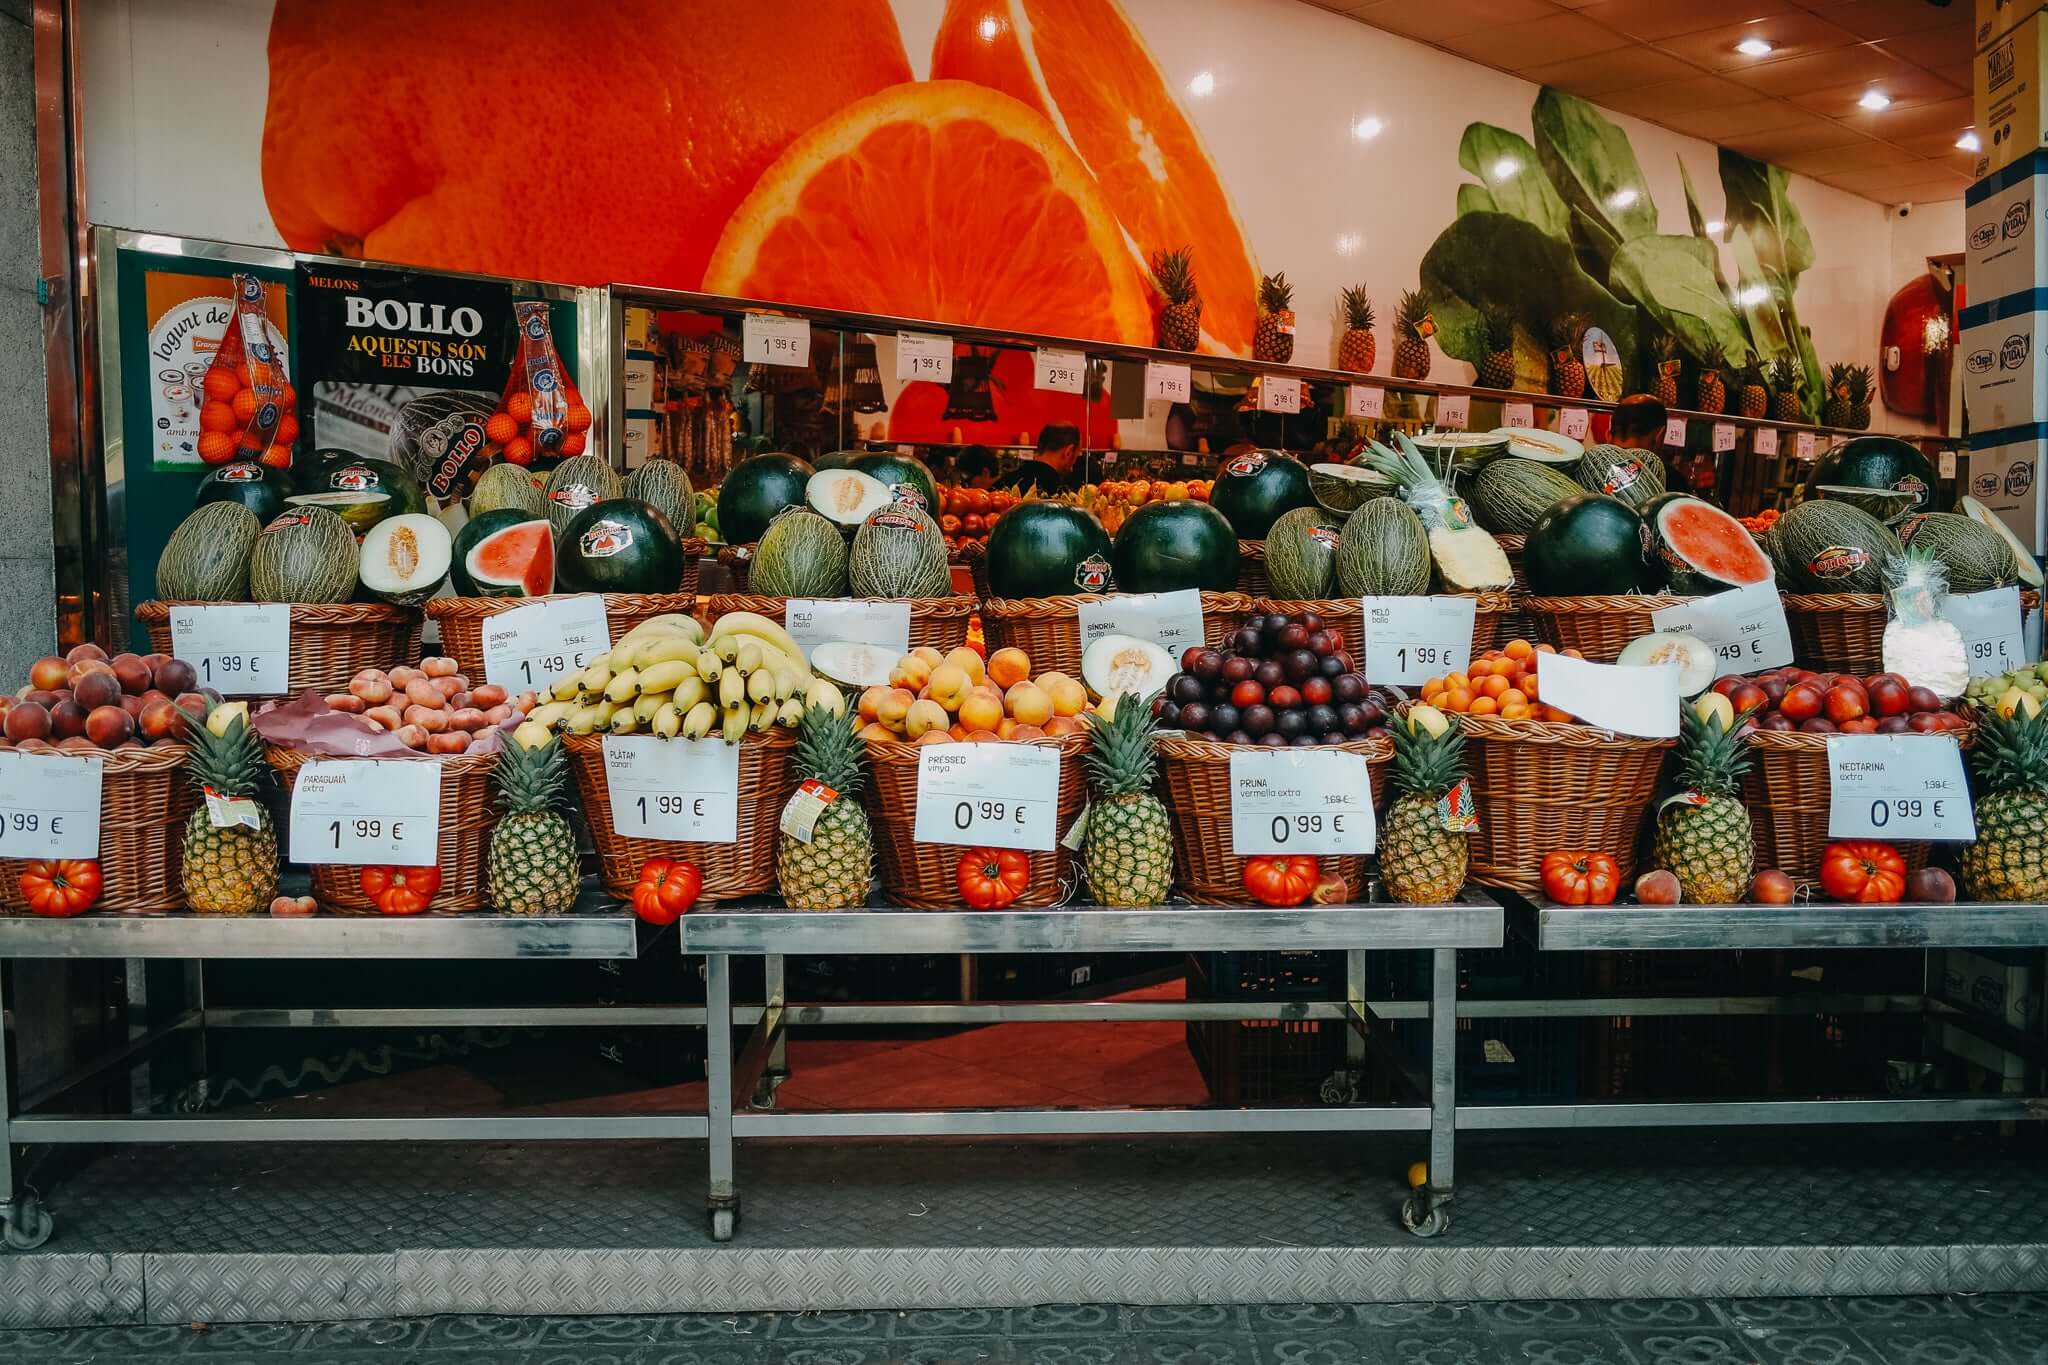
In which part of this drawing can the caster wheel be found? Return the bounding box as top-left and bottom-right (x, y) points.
(752, 1074), (784, 1109)
(1318, 1070), (1360, 1105)
(3, 1196), (53, 1252)
(1400, 1193), (1449, 1239)
(709, 1207), (738, 1242)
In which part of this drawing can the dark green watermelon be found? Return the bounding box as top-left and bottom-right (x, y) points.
(1802, 436), (1937, 519)
(1524, 494), (1661, 596)
(556, 498), (684, 593)
(313, 451), (429, 518)
(1210, 449), (1315, 539)
(195, 461), (296, 524)
(1111, 500), (1238, 594)
(718, 453), (814, 545)
(451, 509), (555, 597)
(850, 452), (939, 513)
(814, 448), (862, 471)
(984, 502), (1113, 598)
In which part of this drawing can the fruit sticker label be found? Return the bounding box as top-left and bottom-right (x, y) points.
(577, 518), (634, 558)
(481, 594), (608, 690)
(168, 603), (292, 696)
(785, 599), (911, 663)
(1538, 651), (1680, 738)
(1077, 589), (1205, 657)
(742, 313), (811, 367)
(779, 778), (839, 844)
(1437, 778), (1478, 833)
(914, 743), (1061, 851)
(1601, 456), (1649, 496)
(1360, 595), (1476, 686)
(1224, 452), (1268, 477)
(1228, 748), (1376, 856)
(1073, 553), (1113, 593)
(553, 483), (601, 513)
(1942, 585), (2027, 678)
(288, 758), (442, 866)
(1806, 545), (1871, 580)
(604, 736), (740, 843)
(261, 512), (314, 535)
(0, 752), (102, 860)
(1650, 581), (1793, 677)
(1827, 734), (1975, 842)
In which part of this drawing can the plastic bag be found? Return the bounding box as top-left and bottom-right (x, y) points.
(484, 301), (591, 467)
(197, 273), (298, 468)
(1881, 550), (1970, 699)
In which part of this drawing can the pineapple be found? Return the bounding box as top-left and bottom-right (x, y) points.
(1549, 312), (1588, 397)
(1151, 246), (1201, 352)
(1478, 306), (1515, 390)
(1959, 705), (2048, 902)
(1822, 362), (1853, 428)
(1392, 289), (1433, 379)
(1337, 284), (1377, 373)
(1253, 272), (1295, 364)
(776, 703), (872, 910)
(1651, 334), (1681, 407)
(1695, 346), (1727, 414)
(1362, 432), (1513, 590)
(488, 729), (579, 915)
(1080, 694), (1172, 907)
(1651, 701), (1754, 904)
(180, 701), (278, 915)
(1738, 363), (1768, 419)
(1381, 705), (1469, 905)
(1848, 364), (1874, 429)
(1769, 356), (1804, 423)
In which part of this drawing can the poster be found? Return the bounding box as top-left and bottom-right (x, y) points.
(140, 272), (288, 472)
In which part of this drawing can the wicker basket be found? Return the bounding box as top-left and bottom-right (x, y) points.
(705, 593), (976, 655)
(0, 743), (197, 915)
(677, 537), (710, 598)
(1522, 594), (1696, 662)
(1456, 714), (1674, 891)
(425, 592), (698, 683)
(1492, 534), (1541, 644)
(1237, 542), (1269, 597)
(980, 592), (1258, 679)
(1249, 592), (1513, 665)
(564, 730), (798, 903)
(1783, 590), (2042, 675)
(264, 746), (496, 914)
(1154, 732), (1393, 904)
(1740, 727), (1974, 883)
(863, 733), (1090, 908)
(137, 601), (423, 699)
(714, 544), (753, 593)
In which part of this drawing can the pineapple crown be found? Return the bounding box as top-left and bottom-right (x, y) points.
(1150, 246), (1198, 305)
(1742, 363), (1767, 389)
(187, 705), (266, 800)
(1482, 306), (1515, 351)
(1672, 703), (1752, 799)
(1827, 361), (1853, 390)
(1391, 709), (1464, 801)
(494, 730), (568, 817)
(1258, 272), (1294, 313)
(1847, 364), (1873, 399)
(795, 702), (866, 799)
(1362, 431), (1474, 533)
(1550, 312), (1588, 350)
(1395, 288), (1429, 337)
(1340, 283), (1375, 330)
(1082, 692), (1159, 798)
(1769, 356), (1801, 388)
(1971, 704), (2048, 797)
(1700, 344), (1727, 373)
(1652, 333), (1680, 362)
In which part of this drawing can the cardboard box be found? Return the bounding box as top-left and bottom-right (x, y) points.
(1976, 14), (2048, 179)
(1936, 947), (2040, 1033)
(1963, 430), (2046, 551)
(1959, 295), (2045, 430)
(1968, 152), (2048, 301)
(1981, 0), (2048, 53)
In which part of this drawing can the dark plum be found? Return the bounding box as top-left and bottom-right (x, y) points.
(1285, 648), (1317, 681)
(1220, 655), (1255, 685)
(1261, 613), (1292, 635)
(1169, 674), (1206, 704)
(1277, 623), (1310, 650)
(1178, 701), (1210, 732)
(1210, 702), (1241, 733)
(1259, 731), (1290, 747)
(1151, 692), (1171, 717)
(1241, 703), (1275, 737)
(1191, 649), (1224, 680)
(1254, 659), (1285, 689)
(1332, 673), (1367, 703)
(1298, 612), (1324, 632)
(1275, 708), (1306, 738)
(1318, 653), (1346, 679)
(1305, 703), (1338, 735)
(1181, 646), (1206, 671)
(1332, 651), (1355, 672)
(1306, 630), (1338, 656)
(1291, 732), (1321, 747)
(1156, 700), (1181, 726)
(1338, 702), (1367, 734)
(1231, 627), (1263, 656)
(1357, 701), (1386, 728)
(1225, 730), (1251, 745)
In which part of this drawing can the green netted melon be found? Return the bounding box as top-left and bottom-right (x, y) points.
(1335, 499), (1430, 597)
(623, 460), (695, 535)
(543, 455), (625, 538)
(1262, 506), (1343, 598)
(849, 503), (951, 598)
(468, 462), (548, 519)
(158, 501), (261, 602)
(749, 507), (850, 598)
(1574, 443), (1666, 511)
(1471, 458), (1587, 535)
(1896, 511), (2020, 593)
(249, 506), (361, 604)
(1524, 494), (1659, 596)
(1768, 498), (1898, 594)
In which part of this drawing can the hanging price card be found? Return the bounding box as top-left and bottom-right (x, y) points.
(741, 313), (810, 367)
(1827, 734), (1975, 841)
(1347, 385), (1384, 419)
(1754, 427), (1779, 455)
(1559, 409), (1590, 440)
(1944, 585), (2028, 678)
(784, 598), (911, 663)
(1712, 422), (1738, 453)
(1034, 348), (1085, 394)
(896, 331), (953, 383)
(1651, 581), (1794, 678)
(1258, 376), (1302, 413)
(1794, 431), (1817, 460)
(914, 743), (1061, 851)
(169, 604), (290, 697)
(1360, 595), (1477, 685)
(1938, 450), (1958, 479)
(1663, 417), (1687, 447)
(1145, 361), (1191, 403)
(1435, 394), (1470, 430)
(603, 736), (740, 843)
(1536, 651), (1679, 738)
(1228, 749), (1376, 856)
(0, 751), (101, 859)
(1502, 401), (1534, 429)
(1076, 589), (1205, 657)
(481, 595), (610, 690)
(289, 758), (441, 866)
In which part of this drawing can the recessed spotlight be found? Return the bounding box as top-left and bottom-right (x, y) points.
(1336, 233), (1363, 256)
(1607, 186), (1639, 210)
(1737, 284), (1769, 307)
(977, 14), (1001, 41)
(1187, 70), (1215, 97)
(1703, 219), (1725, 235)
(1353, 116), (1383, 141)
(1492, 156), (1521, 179)
(1736, 36), (1774, 56)
(1958, 129), (1983, 152)
(1858, 89), (1892, 111)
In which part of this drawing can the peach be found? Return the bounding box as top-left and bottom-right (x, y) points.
(470, 683), (508, 709)
(1011, 723), (1045, 741)
(858, 686), (889, 724)
(422, 656), (459, 678)
(965, 729), (1000, 742)
(1043, 675), (1086, 718)
(911, 645), (945, 668)
(389, 666), (424, 688)
(857, 721), (896, 742)
(1007, 682), (1053, 727)
(904, 698), (950, 739)
(64, 643), (106, 665)
(875, 687), (916, 731)
(427, 731), (470, 754)
(142, 652), (172, 674)
(118, 695), (146, 720)
(403, 703), (449, 733)
(4, 701), (49, 742)
(155, 659), (198, 695)
(986, 647), (1030, 689)
(15, 738), (50, 753)
(430, 675), (465, 700)
(949, 722), (971, 741)
(943, 647), (985, 685)
(890, 653), (932, 691)
(447, 707), (489, 732)
(71, 671), (120, 711)
(85, 704), (132, 747)
(324, 693), (367, 714)
(958, 691), (1004, 733)
(48, 699), (87, 740)
(912, 728), (953, 745)
(349, 672), (394, 705)
(56, 734), (95, 752)
(111, 655), (153, 695)
(394, 724), (429, 749)
(28, 656), (68, 692)
(1636, 869), (1681, 905)
(403, 678), (445, 709)
(926, 662), (972, 711)
(362, 705), (404, 732)
(1043, 715), (1083, 736)
(483, 703), (514, 726)
(139, 698), (183, 741)
(996, 717), (1020, 740)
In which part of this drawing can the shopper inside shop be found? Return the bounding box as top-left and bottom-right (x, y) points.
(954, 444), (1000, 490)
(1009, 423), (1084, 494)
(1608, 394), (1667, 450)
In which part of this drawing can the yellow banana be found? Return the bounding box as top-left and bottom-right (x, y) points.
(619, 613), (702, 648)
(668, 675), (707, 713)
(578, 659), (613, 697)
(776, 697), (805, 727)
(564, 704), (604, 735)
(633, 691), (671, 724)
(748, 698), (777, 733)
(603, 666), (642, 705)
(806, 679), (845, 717)
(694, 646), (723, 683)
(589, 698), (617, 729)
(746, 668), (778, 705)
(652, 701), (683, 738)
(529, 700), (575, 729)
(623, 633), (703, 669)
(609, 704), (641, 735)
(735, 640), (764, 678)
(550, 673), (585, 703)
(712, 634), (741, 664)
(718, 666), (746, 710)
(721, 704), (750, 744)
(680, 700), (718, 739)
(635, 660), (696, 696)
(709, 611), (806, 663)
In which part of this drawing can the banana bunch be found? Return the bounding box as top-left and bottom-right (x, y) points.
(530, 611), (843, 744)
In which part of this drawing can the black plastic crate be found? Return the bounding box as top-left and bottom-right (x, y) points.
(1184, 951), (1347, 1106)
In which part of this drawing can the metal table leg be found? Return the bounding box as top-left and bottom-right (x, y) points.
(1402, 947), (1455, 1238)
(0, 961), (53, 1251)
(704, 952), (739, 1242)
(758, 953), (788, 1107)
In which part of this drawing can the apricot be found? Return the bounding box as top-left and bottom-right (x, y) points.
(1043, 674), (1087, 718)
(986, 647), (1030, 689)
(890, 654), (932, 691)
(958, 691), (1004, 733)
(1007, 682), (1053, 727)
(875, 687), (915, 731)
(911, 646), (945, 668)
(904, 697), (950, 739)
(942, 647), (985, 685)
(857, 721), (896, 742)
(1042, 715), (1082, 736)
(858, 686), (889, 724)
(1010, 723), (1045, 741)
(926, 662), (972, 711)
(912, 728), (953, 745)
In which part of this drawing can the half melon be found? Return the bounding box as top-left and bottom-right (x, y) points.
(450, 510), (555, 598)
(1641, 493), (1773, 595)
(359, 513), (452, 606)
(1960, 495), (2045, 589)
(807, 468), (893, 530)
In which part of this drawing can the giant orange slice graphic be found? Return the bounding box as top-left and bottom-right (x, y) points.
(262, 1), (910, 289)
(933, 0), (1260, 355)
(705, 82), (1152, 345)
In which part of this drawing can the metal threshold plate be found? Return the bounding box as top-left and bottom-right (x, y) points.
(1538, 900), (2048, 951)
(0, 905), (637, 959)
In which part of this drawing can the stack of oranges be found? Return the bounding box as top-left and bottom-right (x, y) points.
(197, 368), (298, 468)
(483, 383), (594, 466)
(1418, 640), (1583, 724)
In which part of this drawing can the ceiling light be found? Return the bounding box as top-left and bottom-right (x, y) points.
(977, 14), (1000, 40)
(1737, 284), (1769, 307)
(1703, 219), (1725, 235)
(1353, 116), (1383, 142)
(1187, 70), (1215, 97)
(1858, 89), (1892, 111)
(1736, 36), (1774, 56)
(1607, 187), (1639, 210)
(1336, 233), (1362, 256)
(1492, 156), (1520, 180)
(1958, 129), (1983, 152)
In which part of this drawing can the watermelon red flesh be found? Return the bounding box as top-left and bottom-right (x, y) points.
(1653, 498), (1772, 589)
(466, 520), (555, 597)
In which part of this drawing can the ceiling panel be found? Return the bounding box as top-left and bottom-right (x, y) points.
(1516, 47), (1702, 93)
(1654, 13), (1867, 70)
(1568, 0), (1808, 42)
(1455, 11), (1637, 66)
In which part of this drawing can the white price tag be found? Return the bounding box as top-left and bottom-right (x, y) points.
(1944, 585), (2028, 678)
(1663, 417), (1687, 447)
(1559, 408), (1590, 440)
(1228, 749), (1376, 856)
(896, 331), (953, 383)
(1145, 361), (1191, 404)
(741, 313), (810, 367)
(1347, 385), (1385, 419)
(1034, 348), (1085, 394)
(1360, 595), (1476, 685)
(0, 752), (101, 859)
(1755, 427), (1779, 455)
(481, 595), (610, 691)
(1650, 581), (1794, 678)
(289, 759), (442, 867)
(784, 598), (912, 663)
(603, 736), (740, 843)
(1435, 394), (1470, 430)
(913, 743), (1061, 851)
(1826, 734), (1975, 841)
(169, 604), (290, 697)
(1712, 422), (1737, 453)
(1180, 452), (1198, 466)
(1795, 431), (1817, 460)
(1258, 376), (1302, 414)
(1076, 589), (1206, 658)
(1538, 651), (1679, 737)
(2029, 604), (2043, 662)
(1503, 401), (1534, 429)
(1100, 451), (1119, 466)
(1938, 449), (1958, 479)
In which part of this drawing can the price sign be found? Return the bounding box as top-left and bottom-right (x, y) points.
(1076, 589), (1205, 657)
(481, 594), (610, 690)
(603, 736), (740, 843)
(1712, 422), (1738, 453)
(1538, 650), (1679, 738)
(1944, 585), (2028, 678)
(1360, 595), (1477, 685)
(741, 313), (810, 367)
(1228, 749), (1376, 856)
(785, 598), (912, 663)
(1794, 431), (1817, 460)
(169, 604), (291, 696)
(0, 751), (101, 859)
(1347, 385), (1385, 419)
(1502, 401), (1534, 429)
(1938, 449), (1958, 479)
(1651, 581), (1794, 678)
(1100, 451), (1119, 466)
(1034, 347), (1085, 393)
(1258, 376), (1302, 414)
(1435, 394), (1470, 430)
(288, 759), (441, 867)
(1663, 417), (1687, 448)
(1145, 361), (1191, 404)
(1755, 427), (1780, 455)
(1559, 408), (1590, 441)
(913, 743), (1061, 851)
(1827, 734), (1975, 842)
(896, 331), (953, 383)
(2029, 604), (2044, 662)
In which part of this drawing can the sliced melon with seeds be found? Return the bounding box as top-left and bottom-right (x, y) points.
(807, 468), (893, 530)
(1617, 631), (1716, 697)
(1081, 634), (1174, 702)
(810, 640), (898, 687)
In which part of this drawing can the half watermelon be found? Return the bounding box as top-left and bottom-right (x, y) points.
(451, 509), (555, 597)
(1641, 493), (1774, 595)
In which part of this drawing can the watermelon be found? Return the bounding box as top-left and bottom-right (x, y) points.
(556, 498), (685, 594)
(1210, 449), (1315, 540)
(1524, 494), (1660, 596)
(1897, 511), (2020, 593)
(1335, 499), (1430, 597)
(1804, 436), (1937, 520)
(195, 461), (295, 525)
(1768, 498), (1898, 594)
(1111, 500), (1238, 594)
(285, 490), (391, 533)
(451, 510), (554, 597)
(1262, 506), (1343, 598)
(313, 453), (428, 519)
(849, 452), (938, 514)
(719, 453), (815, 545)
(984, 502), (1114, 598)
(1642, 493), (1774, 595)
(814, 448), (863, 471)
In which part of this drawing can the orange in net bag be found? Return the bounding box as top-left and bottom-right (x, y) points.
(485, 301), (592, 467)
(196, 274), (298, 468)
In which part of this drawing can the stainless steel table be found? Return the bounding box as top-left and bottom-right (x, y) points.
(680, 896), (1505, 1243)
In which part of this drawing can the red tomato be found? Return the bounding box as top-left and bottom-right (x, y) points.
(1819, 841), (1906, 903)
(19, 859), (101, 917)
(633, 857), (703, 924)
(958, 847), (1031, 909)
(1241, 856), (1320, 906)
(1540, 851), (1621, 905)
(359, 864), (442, 916)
